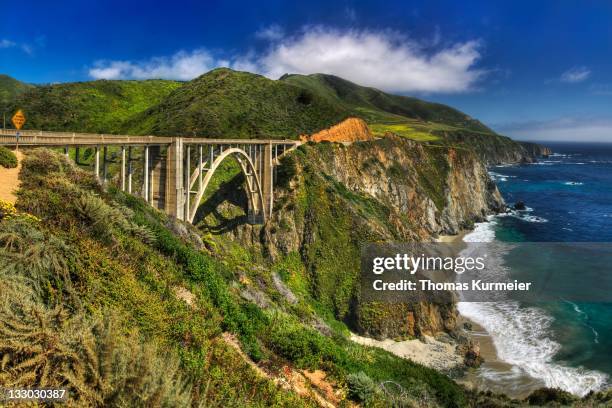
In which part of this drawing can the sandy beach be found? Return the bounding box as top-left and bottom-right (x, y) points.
(350, 332), (465, 373)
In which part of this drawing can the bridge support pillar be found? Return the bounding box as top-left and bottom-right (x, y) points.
(127, 147), (133, 193)
(262, 143), (273, 219)
(102, 146), (108, 183)
(94, 147), (100, 181)
(143, 146), (149, 201)
(120, 146), (126, 191)
(165, 138), (185, 221)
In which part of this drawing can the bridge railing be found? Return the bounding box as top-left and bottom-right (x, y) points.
(0, 129), (301, 147)
(0, 129), (174, 146)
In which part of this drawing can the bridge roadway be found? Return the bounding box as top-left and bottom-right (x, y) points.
(0, 129), (300, 224)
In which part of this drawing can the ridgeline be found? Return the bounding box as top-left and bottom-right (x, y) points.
(2, 69), (547, 163)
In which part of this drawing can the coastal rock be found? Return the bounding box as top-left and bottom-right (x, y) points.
(462, 340), (484, 368)
(514, 201), (527, 210)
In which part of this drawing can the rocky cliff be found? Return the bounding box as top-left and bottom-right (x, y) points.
(519, 141), (552, 158)
(201, 134), (506, 339)
(253, 136), (503, 338)
(441, 131), (550, 165)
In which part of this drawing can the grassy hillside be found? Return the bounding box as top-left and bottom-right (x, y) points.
(281, 73), (499, 143)
(0, 74), (33, 105)
(1, 69), (493, 143)
(281, 73), (493, 134)
(6, 79), (181, 133)
(123, 68), (348, 138)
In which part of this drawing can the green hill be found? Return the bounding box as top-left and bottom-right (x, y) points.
(2, 68), (496, 142)
(125, 69), (496, 141)
(280, 73), (494, 137)
(6, 79), (181, 133)
(123, 68), (348, 138)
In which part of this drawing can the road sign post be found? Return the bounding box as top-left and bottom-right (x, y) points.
(11, 110), (26, 151)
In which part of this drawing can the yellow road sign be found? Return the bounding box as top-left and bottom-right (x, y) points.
(11, 110), (26, 130)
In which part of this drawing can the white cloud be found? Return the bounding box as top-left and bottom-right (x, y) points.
(89, 49), (220, 80)
(0, 39), (16, 48)
(560, 66), (591, 83)
(0, 38), (38, 55)
(255, 25), (284, 41)
(256, 27), (485, 93)
(21, 44), (33, 55)
(88, 26), (486, 93)
(495, 117), (612, 142)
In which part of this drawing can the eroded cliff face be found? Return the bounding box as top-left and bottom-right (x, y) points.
(270, 136), (503, 248)
(299, 117), (373, 143)
(258, 136), (503, 338)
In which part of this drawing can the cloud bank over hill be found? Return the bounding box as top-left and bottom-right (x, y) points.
(88, 26), (485, 93)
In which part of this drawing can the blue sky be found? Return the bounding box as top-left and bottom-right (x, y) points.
(2, 0), (612, 141)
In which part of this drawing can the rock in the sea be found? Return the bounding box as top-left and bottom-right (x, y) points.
(514, 201), (527, 210)
(464, 341), (484, 368)
(463, 322), (473, 331)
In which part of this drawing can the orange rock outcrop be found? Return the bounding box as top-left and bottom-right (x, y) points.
(300, 117), (373, 143)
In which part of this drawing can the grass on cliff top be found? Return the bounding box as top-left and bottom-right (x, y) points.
(370, 122), (440, 141)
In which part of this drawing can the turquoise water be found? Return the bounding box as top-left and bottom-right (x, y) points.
(458, 143), (612, 396)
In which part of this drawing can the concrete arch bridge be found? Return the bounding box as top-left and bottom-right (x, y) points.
(0, 130), (300, 224)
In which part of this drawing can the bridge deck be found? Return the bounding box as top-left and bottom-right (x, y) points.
(0, 129), (299, 146)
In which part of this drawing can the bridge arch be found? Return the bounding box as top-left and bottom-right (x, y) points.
(186, 147), (265, 224)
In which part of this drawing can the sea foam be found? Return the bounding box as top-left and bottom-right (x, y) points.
(459, 221), (609, 396)
(458, 301), (608, 396)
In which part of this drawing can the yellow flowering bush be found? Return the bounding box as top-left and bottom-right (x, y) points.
(0, 200), (17, 220)
(0, 199), (40, 222)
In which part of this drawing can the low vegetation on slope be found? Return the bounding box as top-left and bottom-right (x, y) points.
(5, 79), (181, 133)
(0, 148), (476, 407)
(0, 146), (17, 168)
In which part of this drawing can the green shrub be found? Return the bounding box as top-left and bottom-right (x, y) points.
(0, 282), (193, 406)
(276, 154), (298, 188)
(0, 146), (17, 168)
(347, 372), (379, 402)
(0, 217), (75, 299)
(527, 387), (577, 405)
(267, 314), (347, 370)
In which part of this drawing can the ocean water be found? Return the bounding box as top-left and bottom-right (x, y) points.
(458, 142), (612, 397)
